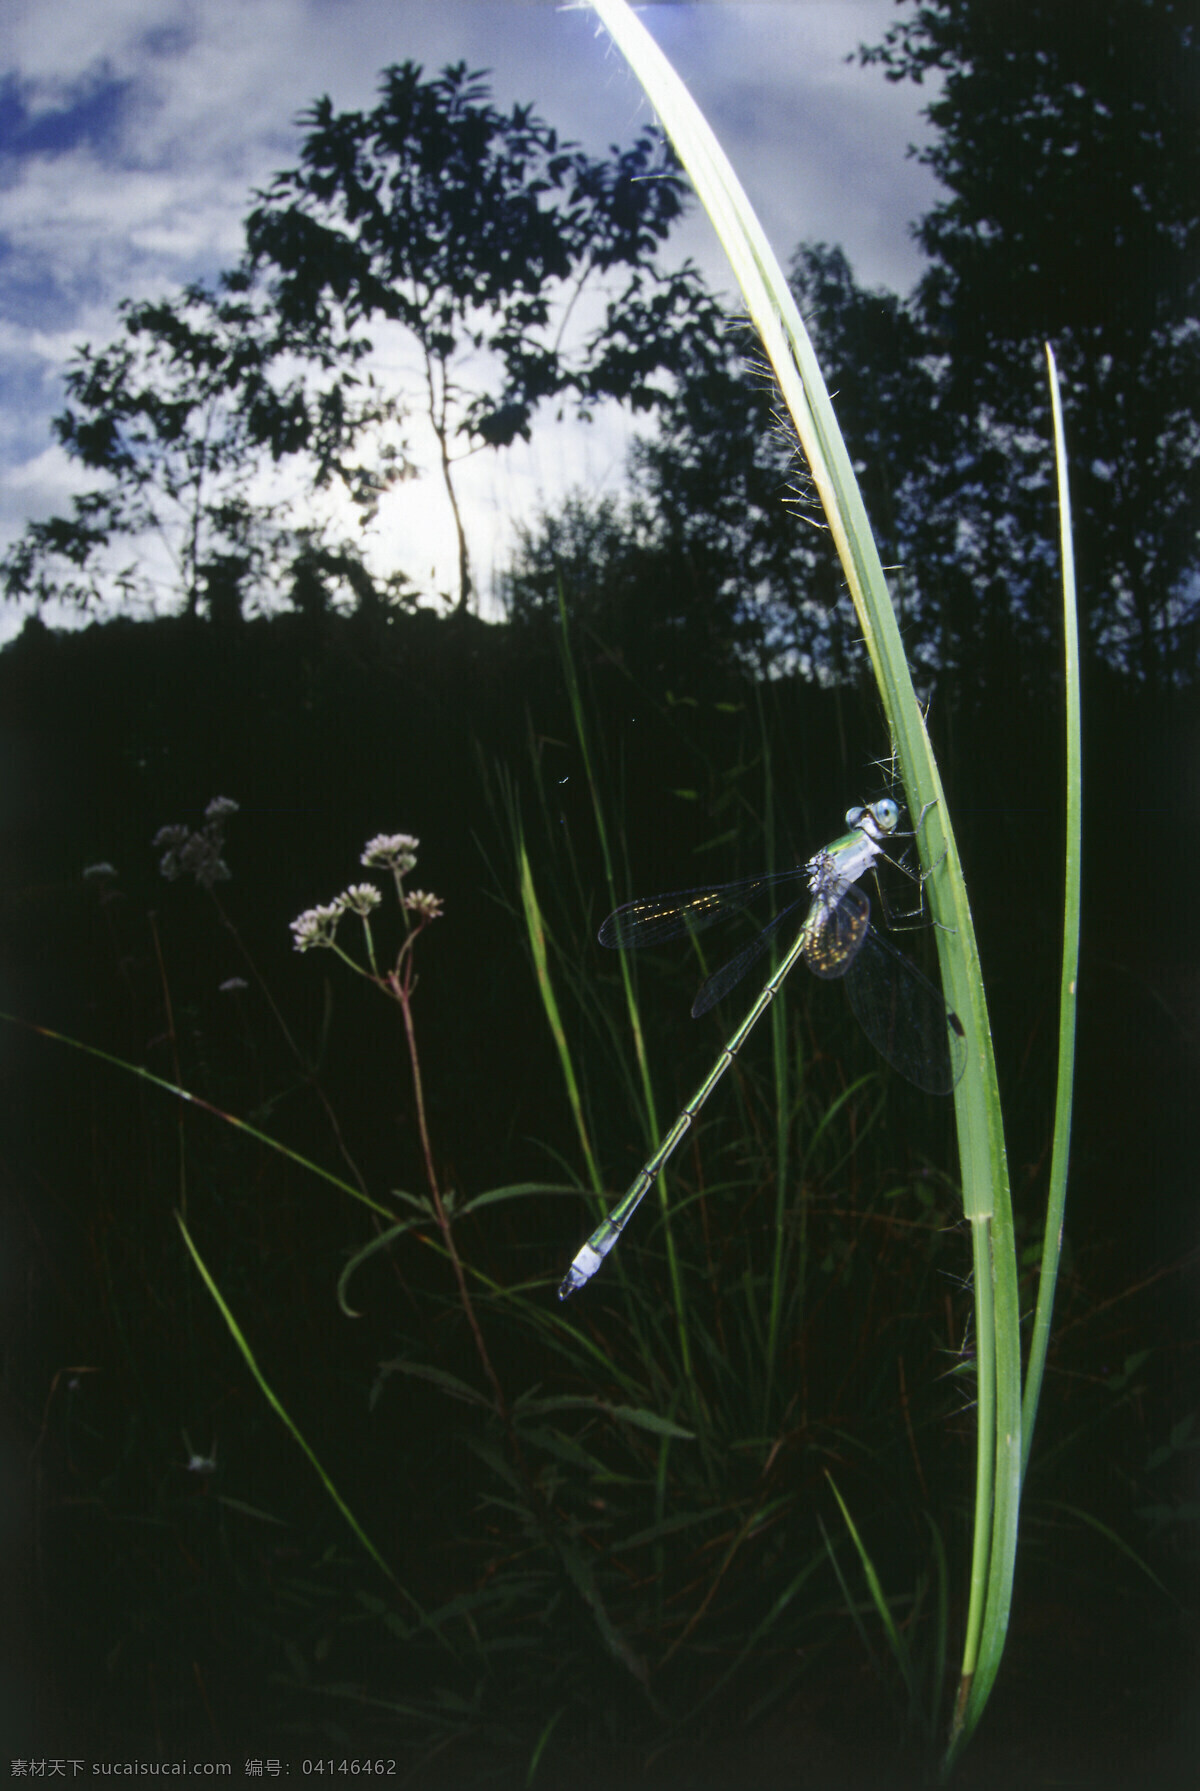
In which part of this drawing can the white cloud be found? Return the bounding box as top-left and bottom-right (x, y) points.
(0, 438), (93, 502)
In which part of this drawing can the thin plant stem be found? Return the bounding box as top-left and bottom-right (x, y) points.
(211, 887), (372, 1200)
(147, 908), (188, 1216)
(518, 836), (603, 1194)
(386, 942), (509, 1425)
(176, 1212), (417, 1604)
(555, 583), (693, 1378)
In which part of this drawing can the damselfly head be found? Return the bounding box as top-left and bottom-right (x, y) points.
(845, 797), (901, 840)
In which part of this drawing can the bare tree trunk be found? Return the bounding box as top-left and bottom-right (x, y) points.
(426, 347), (473, 613)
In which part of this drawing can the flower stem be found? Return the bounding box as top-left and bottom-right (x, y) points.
(389, 956), (508, 1423)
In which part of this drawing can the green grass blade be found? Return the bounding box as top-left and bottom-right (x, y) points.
(518, 833), (603, 1193)
(1021, 344), (1082, 1476)
(525, 1705), (566, 1787)
(948, 346), (1081, 1760)
(4, 1010), (393, 1216)
(1044, 1501), (1179, 1607)
(826, 1472), (915, 1701)
(175, 1212), (422, 1614)
(551, 579), (691, 1371)
(817, 1513), (885, 1688)
(949, 1212), (999, 1753)
(676, 1543), (827, 1725)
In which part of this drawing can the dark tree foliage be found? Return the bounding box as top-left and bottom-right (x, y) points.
(3, 61), (710, 627)
(509, 249), (950, 689)
(627, 308), (845, 683)
(1, 279), (411, 621)
(627, 247), (1005, 688)
(528, 2), (1198, 692)
(245, 60), (717, 609)
(787, 241), (1063, 690)
(500, 485), (768, 693)
(859, 0), (1200, 685)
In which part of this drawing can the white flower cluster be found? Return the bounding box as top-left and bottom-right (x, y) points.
(291, 832), (442, 952)
(403, 890), (444, 921)
(289, 882), (386, 950)
(289, 901), (344, 952)
(341, 882), (383, 916)
(360, 832), (419, 873)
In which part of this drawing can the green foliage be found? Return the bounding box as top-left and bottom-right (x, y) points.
(446, 612), (972, 1770)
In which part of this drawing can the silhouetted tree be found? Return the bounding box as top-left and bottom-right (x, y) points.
(4, 61), (714, 628)
(523, 251), (937, 688)
(532, 0), (1199, 692)
(244, 60), (716, 610)
(1, 279), (409, 621)
(859, 0), (1200, 685)
(500, 484), (769, 691)
(784, 241), (1058, 691)
(628, 270), (884, 685)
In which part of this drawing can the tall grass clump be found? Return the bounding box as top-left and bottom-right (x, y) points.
(470, 732), (974, 1779)
(568, 0), (1083, 1774)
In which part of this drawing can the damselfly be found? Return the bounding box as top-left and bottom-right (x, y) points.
(559, 798), (966, 1299)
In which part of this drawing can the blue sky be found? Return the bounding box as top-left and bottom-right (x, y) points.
(0, 0), (941, 627)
